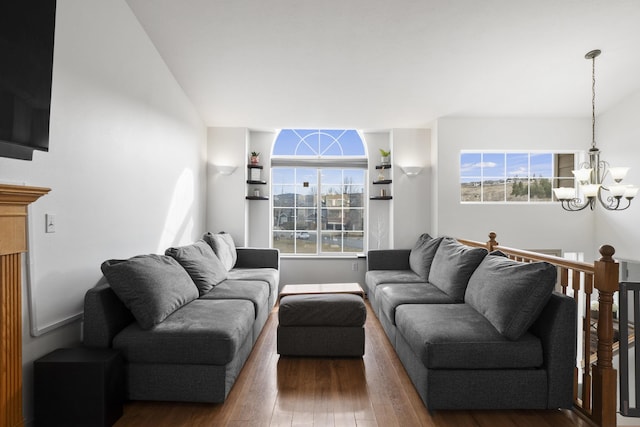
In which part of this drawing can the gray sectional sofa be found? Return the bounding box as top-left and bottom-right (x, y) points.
(83, 232), (279, 403)
(366, 234), (577, 411)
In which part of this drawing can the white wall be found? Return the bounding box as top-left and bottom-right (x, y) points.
(391, 128), (431, 248)
(206, 127), (249, 244)
(0, 0), (207, 423)
(595, 90), (640, 262)
(434, 117), (597, 257)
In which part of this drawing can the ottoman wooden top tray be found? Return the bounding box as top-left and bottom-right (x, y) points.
(279, 283), (364, 302)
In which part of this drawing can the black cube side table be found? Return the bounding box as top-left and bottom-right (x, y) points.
(34, 347), (124, 427)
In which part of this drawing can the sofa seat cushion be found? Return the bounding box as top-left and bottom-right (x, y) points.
(378, 283), (456, 325)
(365, 270), (424, 298)
(200, 280), (269, 319)
(113, 299), (254, 365)
(227, 268), (279, 300)
(395, 304), (543, 369)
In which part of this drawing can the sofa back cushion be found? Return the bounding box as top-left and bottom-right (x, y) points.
(427, 238), (487, 301)
(465, 253), (556, 340)
(203, 232), (237, 271)
(408, 234), (443, 280)
(101, 254), (199, 330)
(165, 240), (228, 295)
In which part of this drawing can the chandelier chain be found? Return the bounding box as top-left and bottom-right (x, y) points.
(591, 53), (596, 150)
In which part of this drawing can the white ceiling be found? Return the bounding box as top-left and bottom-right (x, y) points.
(125, 0), (640, 130)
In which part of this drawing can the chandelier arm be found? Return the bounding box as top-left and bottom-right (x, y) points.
(596, 188), (621, 210)
(560, 198), (592, 212)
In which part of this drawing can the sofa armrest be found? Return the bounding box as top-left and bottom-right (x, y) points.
(367, 249), (411, 271)
(529, 292), (577, 409)
(235, 247), (280, 269)
(83, 281), (134, 348)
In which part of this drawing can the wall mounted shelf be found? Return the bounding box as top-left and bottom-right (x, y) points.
(370, 196), (393, 200)
(246, 196), (269, 200)
(373, 179), (392, 185)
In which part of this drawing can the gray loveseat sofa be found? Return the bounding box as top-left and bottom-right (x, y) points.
(83, 232), (279, 403)
(366, 234), (576, 411)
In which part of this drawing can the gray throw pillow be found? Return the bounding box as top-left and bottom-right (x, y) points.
(101, 254), (199, 329)
(427, 238), (487, 301)
(165, 240), (228, 295)
(465, 253), (556, 340)
(203, 232), (237, 271)
(408, 234), (443, 280)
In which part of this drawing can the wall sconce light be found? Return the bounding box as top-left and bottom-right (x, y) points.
(214, 165), (237, 175)
(401, 166), (423, 176)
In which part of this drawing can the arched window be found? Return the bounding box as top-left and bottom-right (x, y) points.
(271, 129), (367, 255)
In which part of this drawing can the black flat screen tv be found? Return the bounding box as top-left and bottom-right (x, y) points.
(0, 1), (56, 160)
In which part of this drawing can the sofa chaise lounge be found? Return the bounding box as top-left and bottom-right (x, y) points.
(365, 234), (577, 410)
(83, 232), (279, 403)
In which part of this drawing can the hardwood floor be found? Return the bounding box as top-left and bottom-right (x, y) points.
(115, 302), (594, 427)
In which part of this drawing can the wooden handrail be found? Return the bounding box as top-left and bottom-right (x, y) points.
(458, 232), (618, 427)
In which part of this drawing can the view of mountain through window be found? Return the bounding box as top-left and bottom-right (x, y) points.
(460, 151), (575, 203)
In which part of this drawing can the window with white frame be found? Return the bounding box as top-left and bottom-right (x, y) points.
(271, 129), (367, 255)
(460, 151), (576, 203)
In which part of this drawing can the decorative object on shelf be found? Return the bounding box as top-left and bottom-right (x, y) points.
(253, 188), (261, 197)
(379, 148), (391, 165)
(553, 49), (638, 211)
(401, 166), (423, 176)
(213, 165), (237, 175)
(250, 151), (260, 165)
(377, 169), (386, 181)
(250, 167), (261, 181)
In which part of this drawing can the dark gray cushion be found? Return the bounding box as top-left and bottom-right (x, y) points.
(227, 267), (279, 300)
(377, 282), (456, 325)
(165, 240), (227, 296)
(200, 279), (269, 319)
(101, 255), (199, 330)
(113, 299), (254, 365)
(409, 234), (443, 280)
(203, 232), (237, 271)
(279, 294), (366, 327)
(427, 238), (487, 301)
(465, 254), (557, 340)
(395, 304), (543, 369)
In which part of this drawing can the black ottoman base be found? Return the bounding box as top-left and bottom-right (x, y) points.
(277, 293), (366, 357)
(277, 325), (365, 356)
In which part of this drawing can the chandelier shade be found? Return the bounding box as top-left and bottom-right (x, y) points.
(553, 49), (637, 211)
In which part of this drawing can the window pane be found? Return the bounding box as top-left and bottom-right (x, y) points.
(344, 208), (364, 231)
(273, 186), (295, 207)
(482, 179), (505, 201)
(507, 178), (529, 201)
(461, 179), (481, 202)
(482, 153), (505, 177)
(506, 153), (528, 179)
(531, 153), (553, 177)
(530, 177), (552, 201)
(321, 232), (343, 252)
(344, 232), (364, 252)
(295, 208), (316, 230)
(461, 152), (482, 177)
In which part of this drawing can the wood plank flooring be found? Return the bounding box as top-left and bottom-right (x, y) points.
(114, 302), (595, 427)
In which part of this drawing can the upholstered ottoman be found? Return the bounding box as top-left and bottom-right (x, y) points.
(277, 293), (366, 357)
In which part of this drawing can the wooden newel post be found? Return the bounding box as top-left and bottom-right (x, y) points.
(592, 244), (619, 427)
(486, 232), (499, 252)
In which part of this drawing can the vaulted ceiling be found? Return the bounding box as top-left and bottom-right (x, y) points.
(126, 0), (640, 130)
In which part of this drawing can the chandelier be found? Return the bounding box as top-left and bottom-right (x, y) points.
(553, 49), (638, 211)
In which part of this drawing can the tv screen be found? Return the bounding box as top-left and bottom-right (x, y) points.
(0, 1), (56, 160)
